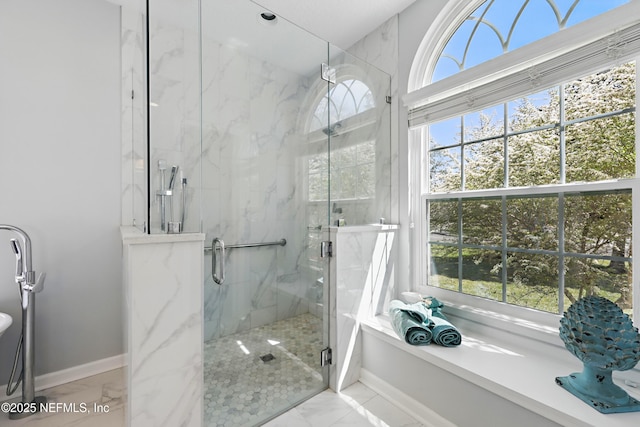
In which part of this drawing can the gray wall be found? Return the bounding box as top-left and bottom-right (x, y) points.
(0, 0), (122, 377)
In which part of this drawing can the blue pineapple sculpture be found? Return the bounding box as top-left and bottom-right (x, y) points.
(556, 295), (640, 413)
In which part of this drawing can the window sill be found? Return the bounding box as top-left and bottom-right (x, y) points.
(361, 311), (640, 427)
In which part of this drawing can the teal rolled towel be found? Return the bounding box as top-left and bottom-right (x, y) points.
(430, 316), (462, 347)
(389, 300), (433, 345)
(423, 297), (462, 346)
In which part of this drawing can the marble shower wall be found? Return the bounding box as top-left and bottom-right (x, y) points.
(200, 36), (323, 341)
(147, 0), (202, 234)
(125, 2), (395, 342)
(347, 15), (400, 224)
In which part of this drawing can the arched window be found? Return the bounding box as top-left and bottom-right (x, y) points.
(308, 78), (375, 133)
(305, 76), (379, 203)
(433, 0), (629, 82)
(407, 0), (639, 320)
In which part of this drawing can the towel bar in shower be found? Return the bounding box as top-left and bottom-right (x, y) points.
(207, 238), (286, 285)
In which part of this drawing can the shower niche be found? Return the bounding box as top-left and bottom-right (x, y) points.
(121, 0), (391, 425)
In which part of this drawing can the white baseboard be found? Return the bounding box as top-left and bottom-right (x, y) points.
(359, 368), (457, 427)
(0, 354), (125, 402)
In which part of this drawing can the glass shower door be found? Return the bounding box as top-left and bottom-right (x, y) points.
(200, 2), (331, 425)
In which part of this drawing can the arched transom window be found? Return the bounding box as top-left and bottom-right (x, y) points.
(308, 79), (375, 133)
(433, 0), (629, 82)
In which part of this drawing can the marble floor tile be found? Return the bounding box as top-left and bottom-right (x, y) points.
(0, 368), (125, 427)
(0, 322), (423, 427)
(357, 395), (424, 427)
(262, 408), (312, 427)
(268, 382), (425, 427)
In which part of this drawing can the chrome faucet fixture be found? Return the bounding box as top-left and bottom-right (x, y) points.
(156, 161), (184, 233)
(156, 160), (169, 232)
(0, 224), (47, 419)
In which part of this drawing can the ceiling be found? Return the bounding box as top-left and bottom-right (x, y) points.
(250, 0), (417, 49)
(110, 0), (416, 75)
(111, 0), (416, 51)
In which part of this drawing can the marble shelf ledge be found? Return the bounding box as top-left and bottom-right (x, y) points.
(325, 224), (399, 233)
(120, 225), (205, 244)
(361, 315), (640, 427)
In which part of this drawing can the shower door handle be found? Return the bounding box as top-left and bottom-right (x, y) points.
(212, 237), (225, 285)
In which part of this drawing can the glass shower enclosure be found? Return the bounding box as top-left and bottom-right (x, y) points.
(124, 0), (391, 425)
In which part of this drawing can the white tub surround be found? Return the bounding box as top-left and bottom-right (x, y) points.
(121, 227), (204, 427)
(326, 224), (398, 392)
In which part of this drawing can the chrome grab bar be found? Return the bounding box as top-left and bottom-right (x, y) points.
(204, 238), (286, 252)
(208, 238), (286, 286)
(211, 238), (225, 285)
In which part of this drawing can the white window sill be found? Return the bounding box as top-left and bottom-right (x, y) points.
(361, 310), (640, 427)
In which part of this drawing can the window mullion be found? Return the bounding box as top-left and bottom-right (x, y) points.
(502, 195), (507, 303)
(558, 193), (565, 314)
(458, 198), (463, 293)
(460, 116), (466, 191)
(558, 83), (566, 313)
(502, 102), (508, 303)
(503, 102), (508, 188)
(559, 85), (566, 184)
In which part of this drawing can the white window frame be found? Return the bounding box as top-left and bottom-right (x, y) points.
(405, 1), (640, 333)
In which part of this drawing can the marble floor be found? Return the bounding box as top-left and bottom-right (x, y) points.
(263, 382), (424, 427)
(0, 368), (125, 427)
(0, 314), (423, 426)
(0, 368), (423, 427)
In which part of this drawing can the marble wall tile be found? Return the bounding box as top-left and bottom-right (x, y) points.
(147, 1), (201, 234)
(347, 15), (400, 224)
(138, 7), (397, 346)
(199, 34), (323, 341)
(329, 225), (398, 392)
(122, 230), (205, 427)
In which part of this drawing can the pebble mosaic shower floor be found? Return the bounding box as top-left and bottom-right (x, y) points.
(203, 313), (326, 427)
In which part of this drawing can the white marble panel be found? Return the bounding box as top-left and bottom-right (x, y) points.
(330, 225), (398, 392)
(122, 229), (204, 427)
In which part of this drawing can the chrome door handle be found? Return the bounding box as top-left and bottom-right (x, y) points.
(212, 237), (225, 285)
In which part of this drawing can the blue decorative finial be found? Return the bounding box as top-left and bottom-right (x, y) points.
(556, 295), (640, 413)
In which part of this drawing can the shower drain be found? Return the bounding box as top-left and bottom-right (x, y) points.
(260, 353), (276, 363)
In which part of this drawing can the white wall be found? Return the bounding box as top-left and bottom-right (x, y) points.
(397, 0), (449, 292)
(0, 0), (122, 376)
(361, 333), (563, 427)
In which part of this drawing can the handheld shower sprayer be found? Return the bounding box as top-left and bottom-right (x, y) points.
(10, 239), (23, 281)
(168, 165), (179, 191)
(167, 165), (182, 233)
